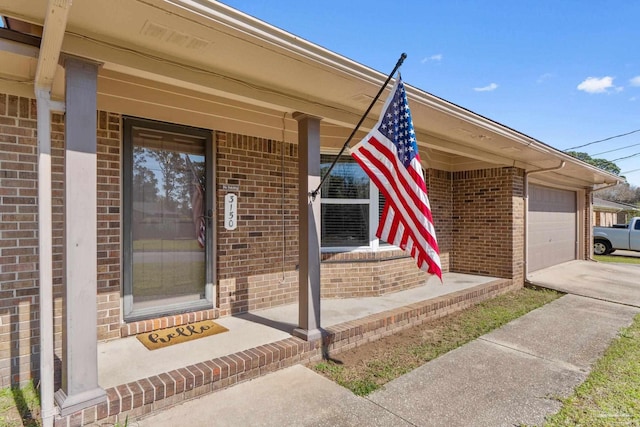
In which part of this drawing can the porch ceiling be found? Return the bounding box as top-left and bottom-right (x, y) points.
(0, 0), (622, 188)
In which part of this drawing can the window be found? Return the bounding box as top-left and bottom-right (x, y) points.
(320, 154), (387, 250)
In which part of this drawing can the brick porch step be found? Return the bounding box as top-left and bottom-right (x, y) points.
(55, 278), (516, 427)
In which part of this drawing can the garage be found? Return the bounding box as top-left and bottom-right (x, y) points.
(528, 184), (577, 272)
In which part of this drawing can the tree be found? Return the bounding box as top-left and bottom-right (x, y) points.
(566, 151), (621, 175)
(595, 182), (640, 205)
(145, 149), (186, 212)
(133, 147), (160, 202)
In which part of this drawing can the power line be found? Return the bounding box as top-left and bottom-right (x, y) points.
(564, 128), (640, 151)
(622, 167), (640, 174)
(611, 152), (640, 162)
(592, 142), (640, 156)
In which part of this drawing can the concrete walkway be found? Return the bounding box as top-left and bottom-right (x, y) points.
(137, 262), (640, 427)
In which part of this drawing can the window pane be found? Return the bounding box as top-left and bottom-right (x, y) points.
(321, 204), (369, 247)
(320, 154), (369, 199)
(131, 128), (206, 310)
(378, 191), (389, 245)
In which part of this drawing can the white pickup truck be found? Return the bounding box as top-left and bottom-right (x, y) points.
(593, 217), (640, 255)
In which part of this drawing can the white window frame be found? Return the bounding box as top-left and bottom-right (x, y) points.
(320, 151), (392, 253)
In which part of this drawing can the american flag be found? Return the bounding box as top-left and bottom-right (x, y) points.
(351, 78), (442, 279)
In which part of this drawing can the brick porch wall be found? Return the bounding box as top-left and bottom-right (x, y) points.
(320, 250), (428, 298)
(451, 167), (525, 281)
(0, 95), (39, 387)
(215, 132), (300, 316)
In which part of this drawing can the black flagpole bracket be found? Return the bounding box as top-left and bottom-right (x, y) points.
(309, 53), (407, 200)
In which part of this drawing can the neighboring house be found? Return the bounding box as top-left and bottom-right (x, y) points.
(593, 197), (639, 226)
(0, 0), (622, 425)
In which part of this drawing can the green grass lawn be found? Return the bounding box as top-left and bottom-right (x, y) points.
(594, 254), (640, 265)
(0, 381), (40, 427)
(544, 313), (640, 426)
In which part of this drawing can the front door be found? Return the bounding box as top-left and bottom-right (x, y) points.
(123, 117), (214, 321)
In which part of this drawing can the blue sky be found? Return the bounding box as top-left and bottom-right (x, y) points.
(221, 1), (640, 186)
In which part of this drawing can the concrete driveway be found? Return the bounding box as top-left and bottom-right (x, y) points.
(527, 260), (640, 307)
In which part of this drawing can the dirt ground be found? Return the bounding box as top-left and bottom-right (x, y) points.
(328, 314), (453, 367)
(308, 288), (561, 393)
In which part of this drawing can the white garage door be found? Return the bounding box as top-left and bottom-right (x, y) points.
(528, 184), (577, 272)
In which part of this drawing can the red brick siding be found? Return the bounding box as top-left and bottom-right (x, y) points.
(95, 112), (122, 340)
(511, 172), (525, 284)
(0, 95), (39, 387)
(452, 167), (525, 281)
(584, 190), (593, 259)
(50, 112), (64, 389)
(215, 132), (299, 315)
(321, 250), (428, 298)
(426, 168), (452, 273)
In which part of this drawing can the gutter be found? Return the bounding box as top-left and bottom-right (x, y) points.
(523, 161), (565, 283)
(592, 181), (621, 192)
(34, 1), (71, 426)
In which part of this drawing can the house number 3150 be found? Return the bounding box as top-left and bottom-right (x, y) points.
(224, 193), (237, 231)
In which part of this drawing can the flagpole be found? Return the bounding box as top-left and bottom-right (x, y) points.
(310, 52), (407, 200)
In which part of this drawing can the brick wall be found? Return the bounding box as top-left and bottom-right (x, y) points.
(0, 95), (39, 387)
(426, 169), (452, 273)
(584, 189), (593, 259)
(320, 250), (428, 298)
(451, 167), (525, 281)
(216, 132), (299, 315)
(95, 112), (122, 340)
(50, 111), (64, 388)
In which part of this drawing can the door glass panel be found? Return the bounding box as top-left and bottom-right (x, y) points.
(131, 127), (206, 311)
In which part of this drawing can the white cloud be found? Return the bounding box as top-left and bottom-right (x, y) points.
(537, 73), (553, 83)
(577, 76), (616, 94)
(631, 96), (637, 102)
(630, 76), (640, 87)
(421, 54), (443, 64)
(474, 83), (498, 92)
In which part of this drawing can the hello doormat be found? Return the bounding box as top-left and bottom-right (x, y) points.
(136, 320), (229, 350)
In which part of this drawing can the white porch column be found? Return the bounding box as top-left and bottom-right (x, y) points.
(292, 113), (322, 341)
(54, 56), (106, 416)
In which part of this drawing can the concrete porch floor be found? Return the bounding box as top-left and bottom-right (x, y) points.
(98, 272), (497, 389)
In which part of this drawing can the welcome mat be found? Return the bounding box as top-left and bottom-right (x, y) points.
(136, 320), (229, 350)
